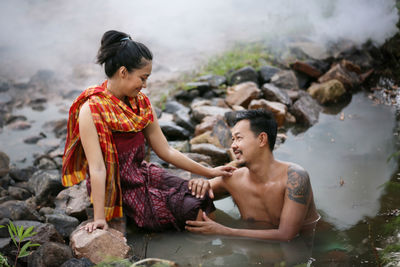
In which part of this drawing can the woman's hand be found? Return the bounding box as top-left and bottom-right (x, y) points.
(81, 219), (109, 233)
(208, 165), (236, 178)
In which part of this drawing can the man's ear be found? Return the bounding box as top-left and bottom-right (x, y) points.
(258, 132), (269, 147)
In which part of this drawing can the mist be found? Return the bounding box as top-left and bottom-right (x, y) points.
(0, 0), (398, 85)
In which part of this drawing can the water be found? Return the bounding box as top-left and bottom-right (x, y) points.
(126, 92), (398, 266)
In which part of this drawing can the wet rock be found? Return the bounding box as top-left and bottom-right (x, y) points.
(318, 63), (360, 90)
(164, 100), (189, 114)
(6, 120), (31, 130)
(28, 169), (64, 206)
(8, 186), (31, 200)
(261, 83), (292, 106)
(183, 82), (211, 95)
(55, 181), (90, 220)
(168, 140), (190, 153)
(24, 134), (46, 144)
(45, 213), (79, 238)
(31, 223), (65, 245)
(225, 82), (261, 108)
(28, 241), (73, 267)
(173, 110), (195, 133)
(174, 89), (200, 102)
(70, 228), (130, 264)
(196, 74), (227, 88)
(34, 156), (58, 170)
(195, 116), (221, 136)
(291, 94), (322, 126)
(211, 119), (232, 148)
(159, 121), (190, 140)
(0, 77), (10, 92)
(60, 257), (94, 267)
(307, 79), (347, 104)
(183, 152), (213, 166)
(271, 70), (299, 90)
(0, 93), (13, 105)
(190, 143), (229, 165)
(5, 114), (27, 124)
(0, 151), (10, 177)
(248, 99), (287, 127)
(258, 65), (281, 84)
(290, 60), (323, 78)
(0, 200), (42, 221)
(191, 105), (232, 122)
(9, 166), (36, 182)
(228, 66), (259, 85)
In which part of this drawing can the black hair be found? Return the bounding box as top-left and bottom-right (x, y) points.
(96, 30), (153, 78)
(227, 109), (278, 151)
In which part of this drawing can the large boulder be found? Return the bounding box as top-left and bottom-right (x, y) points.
(55, 181), (91, 220)
(291, 94), (322, 126)
(28, 169), (64, 206)
(45, 213), (80, 238)
(307, 79), (347, 104)
(0, 200), (42, 221)
(28, 241), (73, 267)
(225, 82), (261, 108)
(70, 228), (131, 264)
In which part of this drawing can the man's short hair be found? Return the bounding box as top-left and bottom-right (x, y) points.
(227, 109), (278, 151)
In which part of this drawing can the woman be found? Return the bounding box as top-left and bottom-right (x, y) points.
(62, 30), (234, 233)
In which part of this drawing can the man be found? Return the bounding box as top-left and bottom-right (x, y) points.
(185, 109), (320, 241)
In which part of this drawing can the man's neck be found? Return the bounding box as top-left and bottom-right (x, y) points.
(247, 151), (276, 183)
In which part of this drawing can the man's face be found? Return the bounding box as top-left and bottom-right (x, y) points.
(231, 119), (259, 165)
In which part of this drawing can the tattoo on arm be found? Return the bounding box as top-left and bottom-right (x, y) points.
(286, 165), (311, 205)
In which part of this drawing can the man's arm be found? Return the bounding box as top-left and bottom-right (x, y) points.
(186, 164), (312, 241)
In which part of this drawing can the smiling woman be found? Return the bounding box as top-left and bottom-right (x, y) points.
(61, 30), (235, 234)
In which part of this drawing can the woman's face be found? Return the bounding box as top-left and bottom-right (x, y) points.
(121, 60), (152, 98)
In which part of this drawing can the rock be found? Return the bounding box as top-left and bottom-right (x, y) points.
(248, 99), (287, 127)
(211, 119), (232, 148)
(183, 82), (211, 95)
(290, 60), (323, 78)
(318, 63), (360, 90)
(60, 258), (94, 267)
(261, 83), (292, 106)
(194, 116), (220, 136)
(228, 66), (259, 85)
(288, 42), (330, 60)
(45, 213), (79, 238)
(9, 166), (36, 182)
(24, 134), (46, 144)
(6, 120), (31, 130)
(340, 59), (362, 74)
(70, 228), (131, 264)
(336, 45), (374, 69)
(8, 186), (31, 200)
(190, 143), (229, 165)
(190, 99), (212, 110)
(0, 93), (13, 105)
(0, 200), (42, 221)
(0, 77), (10, 92)
(30, 223), (64, 245)
(196, 74), (227, 88)
(225, 82), (261, 108)
(183, 153), (213, 166)
(307, 79), (347, 104)
(0, 151), (10, 177)
(291, 94), (322, 126)
(28, 241), (73, 267)
(168, 141), (190, 153)
(191, 106), (232, 122)
(34, 156), (58, 170)
(43, 119), (68, 139)
(163, 100), (189, 114)
(55, 181), (91, 220)
(190, 131), (213, 145)
(174, 89), (200, 102)
(159, 121), (190, 140)
(28, 169), (64, 206)
(173, 110), (195, 133)
(271, 70), (299, 90)
(258, 65), (281, 84)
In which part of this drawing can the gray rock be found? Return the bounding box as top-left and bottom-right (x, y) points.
(228, 66), (258, 85)
(0, 151), (10, 177)
(24, 134), (46, 144)
(31, 223), (64, 245)
(174, 88), (200, 102)
(196, 74), (227, 88)
(0, 200), (42, 221)
(28, 169), (64, 206)
(183, 153), (213, 166)
(0, 78), (10, 92)
(291, 94), (322, 126)
(60, 258), (94, 267)
(55, 181), (90, 220)
(173, 111), (195, 133)
(159, 121), (190, 140)
(261, 83), (292, 106)
(8, 186), (31, 200)
(33, 156), (58, 170)
(9, 166), (36, 182)
(271, 70), (299, 90)
(168, 141), (190, 153)
(28, 241), (73, 267)
(164, 100), (189, 114)
(45, 213), (79, 238)
(258, 65), (281, 84)
(190, 143), (229, 166)
(0, 93), (13, 105)
(184, 82), (211, 95)
(211, 119), (232, 149)
(191, 106), (232, 122)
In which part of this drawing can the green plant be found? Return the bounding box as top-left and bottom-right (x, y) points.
(0, 221), (40, 267)
(0, 252), (10, 267)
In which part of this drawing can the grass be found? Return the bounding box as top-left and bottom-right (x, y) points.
(199, 42), (275, 76)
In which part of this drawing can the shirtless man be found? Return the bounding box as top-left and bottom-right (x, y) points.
(185, 109), (320, 241)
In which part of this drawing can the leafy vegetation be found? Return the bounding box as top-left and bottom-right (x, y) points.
(0, 221), (40, 267)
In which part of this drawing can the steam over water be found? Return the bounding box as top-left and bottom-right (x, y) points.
(0, 0), (398, 83)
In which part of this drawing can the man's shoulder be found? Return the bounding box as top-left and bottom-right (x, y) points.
(285, 162), (311, 205)
(222, 167), (248, 182)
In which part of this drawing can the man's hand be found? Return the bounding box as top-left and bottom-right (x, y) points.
(189, 178), (213, 199)
(208, 165), (236, 178)
(185, 212), (228, 235)
(81, 219), (109, 233)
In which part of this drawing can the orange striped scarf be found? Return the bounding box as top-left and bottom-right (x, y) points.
(62, 80), (153, 221)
